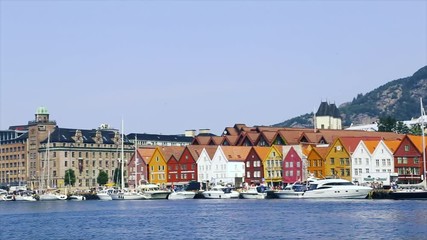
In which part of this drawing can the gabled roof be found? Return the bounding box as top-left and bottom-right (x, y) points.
(407, 135), (427, 153)
(221, 146), (251, 161)
(159, 146), (185, 162)
(383, 140), (402, 154)
(186, 145), (206, 160)
(339, 136), (382, 154)
(209, 136), (224, 145)
(192, 136), (211, 145)
(201, 145), (218, 159)
(223, 135), (239, 146)
(260, 131), (277, 145)
(252, 146), (270, 160)
(363, 140), (380, 154)
(312, 146), (330, 159)
(277, 130), (302, 145)
(237, 132), (260, 146)
(137, 147), (156, 164)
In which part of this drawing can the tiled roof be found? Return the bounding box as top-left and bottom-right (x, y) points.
(221, 146), (252, 161)
(137, 147), (156, 164)
(159, 146), (185, 162)
(407, 135), (427, 153)
(253, 146), (270, 160)
(312, 146), (330, 158)
(192, 136), (211, 145)
(204, 146), (218, 159)
(186, 145), (206, 160)
(363, 140), (380, 154)
(340, 136), (382, 153)
(383, 140), (402, 154)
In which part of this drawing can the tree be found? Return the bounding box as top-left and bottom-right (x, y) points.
(394, 121), (410, 134)
(410, 123), (423, 136)
(64, 169), (76, 186)
(113, 167), (121, 186)
(378, 116), (396, 132)
(97, 170), (109, 186)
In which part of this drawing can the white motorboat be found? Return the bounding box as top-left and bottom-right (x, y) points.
(139, 184), (170, 199)
(202, 185), (232, 199)
(275, 184), (306, 199)
(168, 190), (196, 200)
(1, 194), (15, 201)
(96, 189), (113, 200)
(68, 195), (86, 201)
(14, 191), (37, 201)
(240, 186), (266, 199)
(276, 179), (372, 199)
(39, 192), (68, 201)
(110, 188), (146, 200)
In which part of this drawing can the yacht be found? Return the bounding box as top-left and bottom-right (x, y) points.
(110, 188), (146, 200)
(139, 184), (170, 199)
(96, 188), (113, 201)
(168, 190), (196, 200)
(39, 192), (68, 201)
(240, 186), (266, 199)
(275, 184), (307, 199)
(202, 185), (232, 199)
(275, 178), (372, 199)
(14, 191), (37, 201)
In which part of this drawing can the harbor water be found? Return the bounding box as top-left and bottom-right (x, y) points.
(1, 199), (427, 240)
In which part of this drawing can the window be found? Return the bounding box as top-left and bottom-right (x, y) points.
(366, 168), (369, 173)
(414, 157), (419, 164)
(330, 158), (335, 165)
(382, 159), (386, 166)
(404, 145), (410, 152)
(246, 162), (250, 168)
(376, 159), (380, 167)
(247, 171), (251, 178)
(387, 159), (391, 166)
(403, 157), (408, 164)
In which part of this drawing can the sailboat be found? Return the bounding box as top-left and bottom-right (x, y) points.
(39, 131), (67, 201)
(109, 120), (146, 200)
(390, 98), (427, 199)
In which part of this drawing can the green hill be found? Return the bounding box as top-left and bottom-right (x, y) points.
(274, 65), (427, 128)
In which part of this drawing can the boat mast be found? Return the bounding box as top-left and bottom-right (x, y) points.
(121, 120), (125, 190)
(47, 131), (50, 189)
(134, 135), (138, 189)
(421, 98), (426, 189)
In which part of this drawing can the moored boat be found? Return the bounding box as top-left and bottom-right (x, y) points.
(139, 184), (170, 199)
(202, 185), (232, 199)
(240, 186), (266, 199)
(276, 178), (372, 199)
(168, 190), (196, 200)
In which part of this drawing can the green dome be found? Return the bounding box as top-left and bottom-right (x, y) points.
(36, 106), (49, 114)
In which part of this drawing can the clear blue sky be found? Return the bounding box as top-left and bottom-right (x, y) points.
(1, 1), (426, 135)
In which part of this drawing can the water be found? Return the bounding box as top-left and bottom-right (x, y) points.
(1, 199), (427, 240)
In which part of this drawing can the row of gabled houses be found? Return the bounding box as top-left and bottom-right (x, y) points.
(129, 133), (427, 188)
(1, 106), (425, 190)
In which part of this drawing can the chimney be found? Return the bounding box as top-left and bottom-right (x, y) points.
(185, 129), (197, 137)
(199, 129), (211, 135)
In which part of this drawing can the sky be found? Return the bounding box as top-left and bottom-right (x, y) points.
(1, 1), (426, 136)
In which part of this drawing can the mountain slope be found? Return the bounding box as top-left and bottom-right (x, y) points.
(274, 65), (427, 128)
